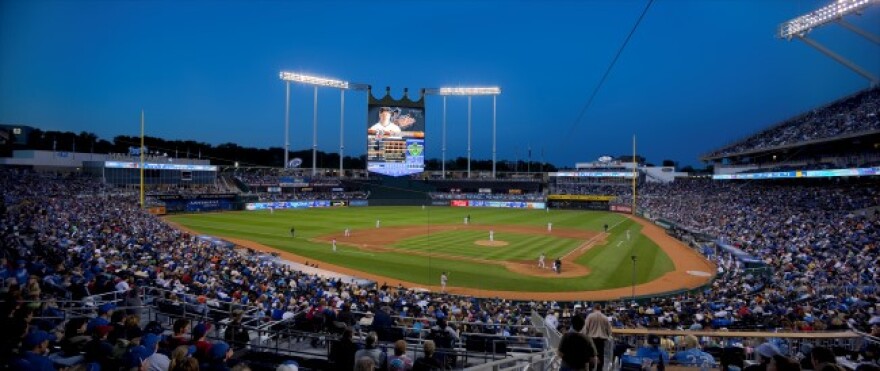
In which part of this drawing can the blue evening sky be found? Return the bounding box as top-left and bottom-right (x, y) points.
(1, 0), (878, 167)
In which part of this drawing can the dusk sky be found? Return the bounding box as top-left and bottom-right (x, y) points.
(1, 0), (878, 167)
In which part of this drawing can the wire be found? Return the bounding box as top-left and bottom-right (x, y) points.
(564, 0), (655, 141)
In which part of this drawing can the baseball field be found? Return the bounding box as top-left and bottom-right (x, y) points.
(166, 207), (714, 300)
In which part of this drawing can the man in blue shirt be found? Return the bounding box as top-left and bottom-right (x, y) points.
(636, 334), (670, 366)
(18, 330), (55, 371)
(673, 335), (716, 367)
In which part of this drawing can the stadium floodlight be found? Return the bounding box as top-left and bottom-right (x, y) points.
(779, 0), (879, 39)
(279, 71), (349, 89)
(425, 86), (502, 178)
(436, 87), (501, 96)
(279, 71), (356, 176)
(778, 0), (879, 85)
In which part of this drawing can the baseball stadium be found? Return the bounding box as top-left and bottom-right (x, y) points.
(1, 1), (879, 371)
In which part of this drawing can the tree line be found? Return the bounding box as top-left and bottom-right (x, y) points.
(8, 129), (558, 171)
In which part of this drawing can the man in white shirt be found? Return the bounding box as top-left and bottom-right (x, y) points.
(369, 107), (402, 138)
(545, 311), (559, 331)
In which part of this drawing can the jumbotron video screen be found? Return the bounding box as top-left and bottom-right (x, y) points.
(366, 104), (425, 176)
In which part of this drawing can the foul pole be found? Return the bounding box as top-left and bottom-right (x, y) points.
(632, 135), (636, 213)
(140, 110), (145, 209)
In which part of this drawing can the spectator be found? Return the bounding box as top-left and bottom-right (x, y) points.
(330, 328), (358, 371)
(584, 304), (613, 370)
(746, 343), (782, 371)
(387, 339), (413, 371)
(558, 314), (597, 371)
(413, 340), (443, 371)
(672, 335), (715, 367)
(353, 332), (384, 370)
(636, 334), (670, 366)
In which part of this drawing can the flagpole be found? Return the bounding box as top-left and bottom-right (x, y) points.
(140, 110), (145, 209)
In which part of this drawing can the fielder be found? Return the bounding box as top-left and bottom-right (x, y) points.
(332, 238), (337, 252)
(489, 230), (494, 242)
(547, 222), (552, 233)
(440, 272), (448, 292)
(626, 229), (631, 241)
(376, 219), (381, 228)
(538, 253), (546, 269)
(344, 228), (351, 237)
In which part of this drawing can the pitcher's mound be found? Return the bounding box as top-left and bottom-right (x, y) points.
(475, 240), (508, 247)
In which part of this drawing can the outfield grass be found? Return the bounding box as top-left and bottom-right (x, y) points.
(167, 207), (674, 292)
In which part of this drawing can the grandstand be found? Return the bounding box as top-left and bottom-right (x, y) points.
(1, 86), (878, 369)
(3, 0), (880, 369)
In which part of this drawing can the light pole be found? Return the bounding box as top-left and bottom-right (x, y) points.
(339, 89), (345, 175)
(631, 255), (638, 300)
(284, 81), (291, 168)
(442, 95), (447, 179)
(467, 95), (472, 178)
(279, 72), (366, 175)
(312, 85), (318, 176)
(425, 87), (501, 178)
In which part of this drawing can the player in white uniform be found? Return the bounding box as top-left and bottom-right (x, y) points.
(547, 222), (552, 232)
(332, 238), (337, 252)
(344, 228), (351, 237)
(538, 253), (546, 269)
(376, 219), (381, 228)
(489, 230), (494, 242)
(440, 272), (448, 292)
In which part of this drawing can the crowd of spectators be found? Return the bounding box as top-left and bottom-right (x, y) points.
(2, 167), (879, 370)
(0, 168), (551, 370)
(707, 88), (880, 158)
(633, 179), (879, 332)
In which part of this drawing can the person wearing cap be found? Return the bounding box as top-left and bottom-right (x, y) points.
(672, 335), (715, 367)
(87, 303), (115, 334)
(17, 330), (55, 371)
(203, 341), (233, 371)
(636, 334), (670, 366)
(84, 325), (114, 371)
(745, 343), (782, 371)
(123, 345), (151, 371)
(191, 322), (213, 362)
(141, 333), (170, 371)
(369, 107), (402, 138)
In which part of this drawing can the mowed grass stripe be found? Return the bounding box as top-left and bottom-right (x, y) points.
(167, 207), (674, 292)
(392, 231), (581, 261)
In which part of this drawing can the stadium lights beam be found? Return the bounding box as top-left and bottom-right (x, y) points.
(777, 0), (880, 85)
(279, 71), (350, 89)
(426, 86), (502, 178)
(280, 71), (368, 176)
(436, 87), (501, 96)
(778, 0), (879, 39)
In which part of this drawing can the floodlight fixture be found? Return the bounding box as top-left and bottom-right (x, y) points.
(279, 71), (349, 89)
(436, 87), (501, 96)
(779, 0), (879, 39)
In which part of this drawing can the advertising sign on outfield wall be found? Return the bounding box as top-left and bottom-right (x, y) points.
(245, 200), (332, 210)
(610, 205), (633, 214)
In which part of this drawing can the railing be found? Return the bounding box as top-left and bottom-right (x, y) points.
(464, 350), (558, 371)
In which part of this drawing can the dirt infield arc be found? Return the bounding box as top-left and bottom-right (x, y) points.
(167, 215), (714, 301)
(313, 225), (601, 278)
